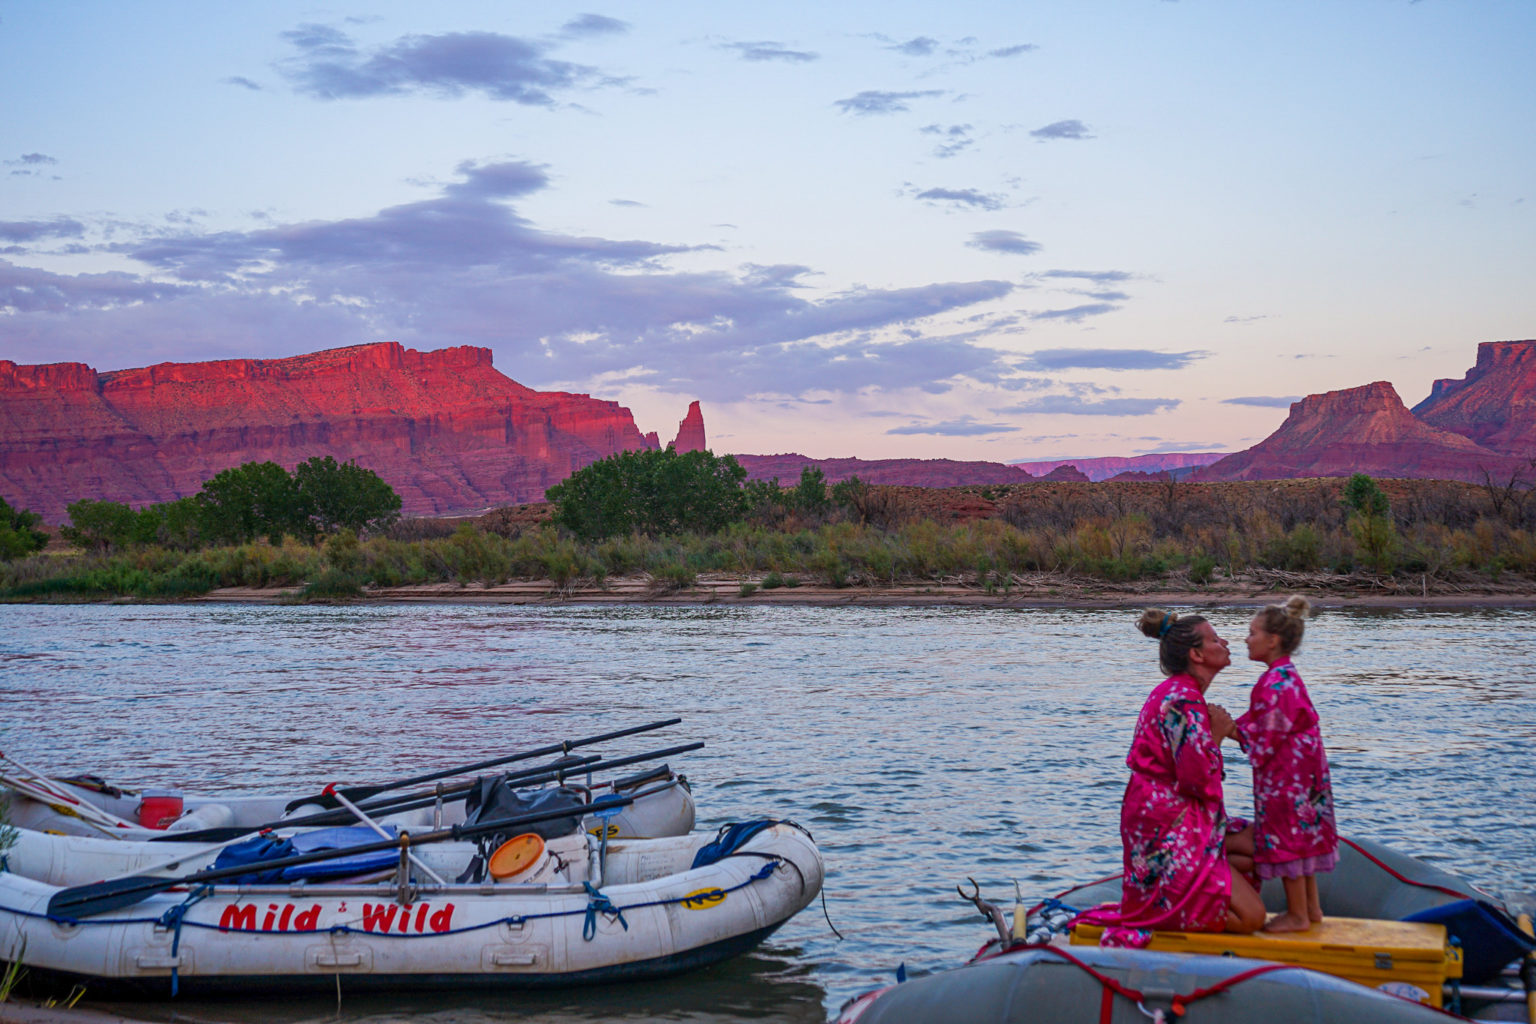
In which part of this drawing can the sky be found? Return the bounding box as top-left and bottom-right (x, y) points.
(2, 2), (1533, 462)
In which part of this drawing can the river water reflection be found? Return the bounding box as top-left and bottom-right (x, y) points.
(2, 603), (1534, 1022)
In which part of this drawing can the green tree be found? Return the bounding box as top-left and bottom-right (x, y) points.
(0, 495), (48, 561)
(792, 466), (831, 516)
(61, 499), (138, 552)
(197, 461), (299, 544)
(1342, 473), (1396, 571)
(546, 447), (749, 541)
(292, 456), (402, 537)
(132, 497), (205, 550)
(1342, 473), (1390, 518)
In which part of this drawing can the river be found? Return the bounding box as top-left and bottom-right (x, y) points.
(2, 603), (1533, 1022)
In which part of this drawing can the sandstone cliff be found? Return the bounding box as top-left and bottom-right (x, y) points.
(1411, 340), (1536, 455)
(1193, 381), (1513, 482)
(0, 343), (668, 521)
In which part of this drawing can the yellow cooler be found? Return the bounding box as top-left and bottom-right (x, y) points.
(1071, 917), (1463, 1007)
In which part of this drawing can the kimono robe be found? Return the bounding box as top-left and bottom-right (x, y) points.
(1236, 658), (1338, 878)
(1109, 674), (1233, 936)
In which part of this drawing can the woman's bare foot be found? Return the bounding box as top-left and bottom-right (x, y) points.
(1263, 911), (1313, 933)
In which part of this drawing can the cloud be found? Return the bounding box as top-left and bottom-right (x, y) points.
(998, 395), (1181, 416)
(1137, 441), (1231, 454)
(560, 14), (629, 37)
(887, 418), (1019, 436)
(7, 162), (1019, 403)
(0, 259), (191, 313)
(889, 36), (938, 56)
(1031, 119), (1094, 141)
(4, 154), (58, 167)
(1027, 303), (1118, 322)
(989, 44), (1037, 58)
(609, 198), (645, 207)
(967, 230), (1041, 255)
(1222, 395), (1300, 408)
(834, 89), (945, 116)
(278, 25), (599, 106)
(919, 123), (973, 158)
(915, 187), (1003, 211)
(223, 76), (262, 90)
(1038, 269), (1131, 283)
(722, 40), (819, 62)
(0, 218), (87, 243)
(1223, 314), (1269, 324)
(1019, 348), (1205, 370)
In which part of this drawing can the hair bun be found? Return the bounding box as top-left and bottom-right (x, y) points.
(1283, 595), (1311, 619)
(1137, 608), (1175, 639)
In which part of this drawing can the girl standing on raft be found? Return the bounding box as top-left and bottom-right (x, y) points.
(1095, 610), (1266, 945)
(1229, 596), (1339, 932)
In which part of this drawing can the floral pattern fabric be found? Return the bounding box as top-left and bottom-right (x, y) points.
(1101, 674), (1233, 937)
(1235, 657), (1338, 877)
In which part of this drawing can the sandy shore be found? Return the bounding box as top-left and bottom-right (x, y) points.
(194, 572), (1536, 609)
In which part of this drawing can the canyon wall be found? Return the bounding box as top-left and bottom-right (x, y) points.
(0, 343), (671, 521)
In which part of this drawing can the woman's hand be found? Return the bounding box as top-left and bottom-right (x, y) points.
(1208, 703), (1236, 742)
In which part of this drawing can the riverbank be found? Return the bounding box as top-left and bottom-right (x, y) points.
(194, 569), (1536, 609)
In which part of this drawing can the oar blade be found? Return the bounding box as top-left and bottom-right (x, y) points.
(48, 875), (173, 920)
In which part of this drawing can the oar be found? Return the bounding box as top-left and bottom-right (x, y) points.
(48, 793), (635, 920)
(153, 742), (703, 843)
(152, 752), (602, 843)
(0, 770), (139, 837)
(284, 717), (682, 810)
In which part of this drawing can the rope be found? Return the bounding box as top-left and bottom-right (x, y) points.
(1337, 837), (1476, 902)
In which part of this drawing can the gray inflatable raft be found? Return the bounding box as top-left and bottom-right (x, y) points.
(835, 836), (1532, 1023)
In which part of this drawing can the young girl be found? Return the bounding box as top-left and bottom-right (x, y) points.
(1233, 596), (1338, 932)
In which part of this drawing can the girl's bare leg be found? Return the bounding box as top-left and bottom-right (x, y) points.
(1264, 875), (1313, 932)
(1224, 824), (1255, 875)
(1306, 875), (1323, 923)
(1225, 865), (1266, 934)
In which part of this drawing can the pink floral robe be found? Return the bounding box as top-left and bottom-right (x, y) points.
(1235, 657), (1338, 879)
(1101, 674), (1233, 939)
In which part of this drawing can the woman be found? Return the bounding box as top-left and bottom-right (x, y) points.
(1101, 609), (1266, 943)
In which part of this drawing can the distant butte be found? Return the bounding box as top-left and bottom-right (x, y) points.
(672, 400), (707, 452)
(1193, 379), (1516, 482)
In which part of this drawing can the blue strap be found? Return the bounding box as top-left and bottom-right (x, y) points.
(157, 884), (212, 998)
(582, 881), (628, 941)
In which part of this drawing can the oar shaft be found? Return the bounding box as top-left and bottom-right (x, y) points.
(336, 717), (682, 802)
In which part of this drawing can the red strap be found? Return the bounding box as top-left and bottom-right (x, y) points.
(1098, 983), (1114, 1024)
(1169, 963), (1295, 1015)
(1339, 837), (1475, 901)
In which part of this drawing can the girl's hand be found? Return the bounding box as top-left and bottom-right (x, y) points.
(1208, 704), (1236, 741)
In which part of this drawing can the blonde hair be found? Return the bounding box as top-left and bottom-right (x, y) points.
(1136, 608), (1208, 676)
(1253, 595), (1311, 655)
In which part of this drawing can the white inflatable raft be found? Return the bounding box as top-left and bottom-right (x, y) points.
(1, 761), (695, 843)
(0, 821), (823, 996)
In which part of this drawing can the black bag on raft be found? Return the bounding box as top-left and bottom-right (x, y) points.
(463, 776), (585, 841)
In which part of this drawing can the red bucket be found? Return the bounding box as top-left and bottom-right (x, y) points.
(137, 788), (184, 829)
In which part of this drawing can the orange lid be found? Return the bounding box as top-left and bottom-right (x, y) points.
(488, 833), (546, 880)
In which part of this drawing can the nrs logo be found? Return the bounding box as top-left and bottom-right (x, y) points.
(680, 888), (726, 911)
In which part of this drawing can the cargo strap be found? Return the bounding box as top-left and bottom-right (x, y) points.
(156, 884), (211, 998)
(582, 881), (628, 941)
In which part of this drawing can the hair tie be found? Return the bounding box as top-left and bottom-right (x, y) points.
(1157, 613), (1173, 638)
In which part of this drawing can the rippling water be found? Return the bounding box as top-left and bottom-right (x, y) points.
(3, 603), (1534, 1023)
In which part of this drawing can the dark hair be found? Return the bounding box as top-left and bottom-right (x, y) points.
(1137, 608), (1208, 676)
(1253, 595), (1310, 655)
